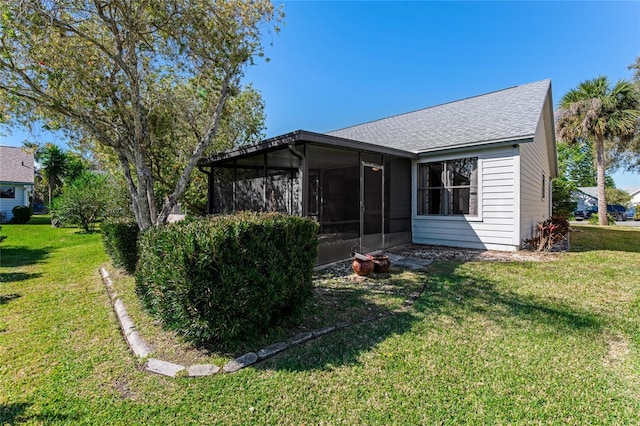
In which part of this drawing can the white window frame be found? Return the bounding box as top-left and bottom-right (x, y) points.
(414, 154), (483, 222)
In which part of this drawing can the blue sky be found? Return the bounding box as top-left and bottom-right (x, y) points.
(2, 1), (639, 188)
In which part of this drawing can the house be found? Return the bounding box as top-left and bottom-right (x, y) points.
(0, 146), (35, 222)
(573, 187), (598, 213)
(625, 186), (640, 206)
(198, 79), (557, 264)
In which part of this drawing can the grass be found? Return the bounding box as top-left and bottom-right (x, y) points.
(1, 219), (640, 424)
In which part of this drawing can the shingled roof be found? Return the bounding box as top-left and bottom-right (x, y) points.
(0, 146), (35, 184)
(326, 79), (552, 154)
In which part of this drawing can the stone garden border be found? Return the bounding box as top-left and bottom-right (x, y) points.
(100, 244), (562, 378)
(99, 267), (368, 378)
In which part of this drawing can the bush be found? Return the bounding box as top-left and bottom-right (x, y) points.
(101, 218), (140, 274)
(135, 212), (319, 344)
(11, 205), (32, 224)
(53, 172), (109, 232)
(523, 216), (571, 252)
(588, 213), (616, 225)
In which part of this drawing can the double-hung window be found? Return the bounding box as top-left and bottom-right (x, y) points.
(417, 157), (478, 216)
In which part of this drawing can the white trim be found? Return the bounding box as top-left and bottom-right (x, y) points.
(414, 154), (483, 221)
(513, 145), (521, 247)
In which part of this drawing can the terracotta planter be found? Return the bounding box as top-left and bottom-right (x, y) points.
(352, 257), (374, 276)
(371, 255), (391, 273)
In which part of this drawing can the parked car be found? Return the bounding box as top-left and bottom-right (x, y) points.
(607, 204), (627, 221)
(574, 205), (627, 221)
(32, 202), (48, 214)
(573, 209), (585, 220)
(584, 206), (598, 220)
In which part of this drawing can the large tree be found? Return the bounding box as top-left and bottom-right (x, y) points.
(612, 56), (640, 173)
(0, 0), (281, 230)
(556, 76), (639, 225)
(556, 140), (615, 188)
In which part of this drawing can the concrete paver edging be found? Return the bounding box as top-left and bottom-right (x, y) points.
(99, 256), (428, 378)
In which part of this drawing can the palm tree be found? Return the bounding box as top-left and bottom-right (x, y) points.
(36, 143), (68, 206)
(556, 76), (639, 225)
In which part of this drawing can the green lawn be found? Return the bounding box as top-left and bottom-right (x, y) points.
(1, 219), (639, 424)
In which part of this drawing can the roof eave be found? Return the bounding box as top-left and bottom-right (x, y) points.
(415, 135), (535, 157)
(198, 130), (416, 167)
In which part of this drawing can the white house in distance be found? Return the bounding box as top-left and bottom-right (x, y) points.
(575, 186), (640, 213)
(625, 186), (640, 206)
(573, 187), (598, 213)
(199, 79), (557, 264)
(0, 146), (35, 222)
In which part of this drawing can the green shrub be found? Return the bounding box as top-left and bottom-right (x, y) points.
(135, 212), (319, 344)
(101, 218), (139, 274)
(588, 213), (615, 225)
(53, 172), (109, 232)
(11, 205), (32, 224)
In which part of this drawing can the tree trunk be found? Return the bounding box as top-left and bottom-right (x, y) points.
(595, 134), (608, 226)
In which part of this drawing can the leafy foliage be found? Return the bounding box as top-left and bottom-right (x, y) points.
(523, 216), (570, 252)
(0, 0), (282, 230)
(551, 177), (577, 219)
(10, 205), (32, 224)
(611, 56), (640, 173)
(588, 213), (615, 226)
(556, 76), (640, 225)
(22, 142), (90, 207)
(101, 218), (139, 274)
(135, 212), (319, 344)
(604, 187), (632, 207)
(52, 172), (109, 232)
(556, 140), (615, 188)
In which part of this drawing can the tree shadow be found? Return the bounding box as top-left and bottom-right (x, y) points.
(256, 260), (603, 373)
(413, 262), (603, 332)
(72, 228), (101, 235)
(0, 246), (52, 267)
(0, 293), (21, 305)
(0, 402), (78, 424)
(570, 225), (640, 254)
(0, 402), (30, 425)
(0, 272), (42, 283)
(196, 269), (425, 359)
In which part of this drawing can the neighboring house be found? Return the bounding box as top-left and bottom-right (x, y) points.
(573, 187), (598, 213)
(0, 146), (35, 222)
(199, 79), (557, 264)
(625, 186), (640, 206)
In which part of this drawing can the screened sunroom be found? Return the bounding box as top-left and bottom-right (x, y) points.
(198, 130), (414, 265)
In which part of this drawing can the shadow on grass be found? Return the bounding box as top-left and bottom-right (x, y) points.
(570, 225), (640, 254)
(414, 262), (603, 332)
(0, 402), (78, 424)
(257, 261), (603, 373)
(0, 246), (52, 267)
(196, 269), (426, 359)
(0, 272), (42, 283)
(24, 215), (52, 225)
(0, 402), (30, 425)
(0, 293), (21, 304)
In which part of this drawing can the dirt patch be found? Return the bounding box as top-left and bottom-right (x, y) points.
(604, 334), (630, 367)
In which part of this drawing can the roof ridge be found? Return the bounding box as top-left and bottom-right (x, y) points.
(327, 79), (551, 134)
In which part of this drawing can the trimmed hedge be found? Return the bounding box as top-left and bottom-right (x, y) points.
(101, 218), (140, 274)
(135, 212), (319, 344)
(11, 205), (32, 224)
